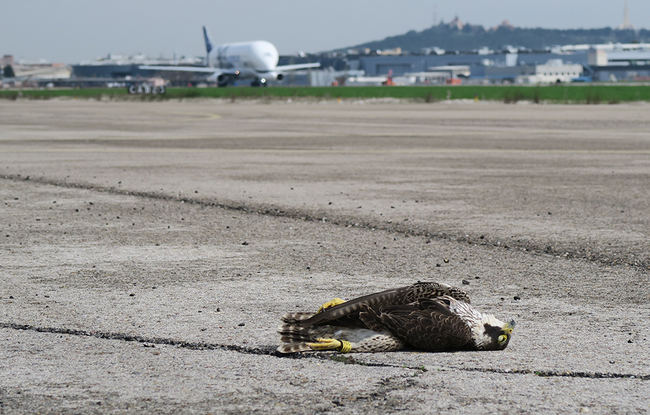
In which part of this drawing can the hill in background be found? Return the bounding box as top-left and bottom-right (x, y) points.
(342, 19), (650, 53)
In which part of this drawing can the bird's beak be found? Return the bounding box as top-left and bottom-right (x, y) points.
(502, 320), (516, 334)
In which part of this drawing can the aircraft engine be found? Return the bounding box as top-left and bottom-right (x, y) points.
(217, 73), (231, 87)
(276, 73), (284, 81)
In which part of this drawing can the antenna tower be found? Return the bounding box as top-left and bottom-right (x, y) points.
(620, 0), (634, 29)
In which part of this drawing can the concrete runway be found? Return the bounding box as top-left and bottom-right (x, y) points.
(1, 99), (648, 414)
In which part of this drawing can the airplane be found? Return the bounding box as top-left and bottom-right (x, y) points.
(141, 26), (320, 87)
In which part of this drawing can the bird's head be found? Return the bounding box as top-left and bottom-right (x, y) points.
(476, 317), (515, 350)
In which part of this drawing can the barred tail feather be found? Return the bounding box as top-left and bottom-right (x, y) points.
(278, 312), (343, 353)
(277, 342), (312, 353)
(279, 323), (312, 341)
(281, 312), (314, 324)
(277, 311), (313, 354)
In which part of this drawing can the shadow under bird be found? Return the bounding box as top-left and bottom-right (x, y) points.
(278, 282), (515, 353)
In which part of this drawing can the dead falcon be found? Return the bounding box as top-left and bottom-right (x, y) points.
(277, 282), (515, 353)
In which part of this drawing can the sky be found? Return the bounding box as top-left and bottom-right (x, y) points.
(2, 0), (649, 63)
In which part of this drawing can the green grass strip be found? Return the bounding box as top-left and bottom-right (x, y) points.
(1, 85), (649, 103)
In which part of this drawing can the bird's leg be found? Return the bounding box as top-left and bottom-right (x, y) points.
(317, 297), (346, 313)
(306, 338), (352, 353)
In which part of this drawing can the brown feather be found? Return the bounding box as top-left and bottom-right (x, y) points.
(299, 282), (470, 327)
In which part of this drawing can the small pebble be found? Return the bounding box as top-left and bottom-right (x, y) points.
(462, 280), (470, 285)
(238, 323), (245, 327)
(242, 241), (249, 246)
(513, 296), (521, 301)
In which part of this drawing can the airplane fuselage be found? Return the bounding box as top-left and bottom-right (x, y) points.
(214, 41), (279, 73)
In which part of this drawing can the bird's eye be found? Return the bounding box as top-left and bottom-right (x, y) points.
(497, 334), (508, 344)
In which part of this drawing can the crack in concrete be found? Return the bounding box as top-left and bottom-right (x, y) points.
(1, 173), (646, 270)
(1, 321), (280, 356)
(441, 366), (649, 380)
(2, 322), (647, 381)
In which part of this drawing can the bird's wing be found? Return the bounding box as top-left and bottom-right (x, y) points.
(301, 282), (470, 327)
(361, 298), (474, 352)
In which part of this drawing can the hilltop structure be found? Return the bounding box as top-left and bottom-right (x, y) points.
(619, 0), (634, 30)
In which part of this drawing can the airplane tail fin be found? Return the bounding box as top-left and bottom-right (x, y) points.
(202, 26), (213, 66)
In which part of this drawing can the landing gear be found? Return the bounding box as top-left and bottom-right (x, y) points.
(251, 77), (268, 87)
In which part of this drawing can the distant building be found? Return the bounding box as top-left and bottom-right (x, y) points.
(491, 20), (515, 31)
(588, 49), (608, 66)
(71, 54), (206, 85)
(527, 62), (583, 84)
(377, 47), (402, 56)
(473, 60), (582, 84)
(1, 54), (14, 67)
(357, 51), (587, 77)
(587, 45), (650, 82)
(447, 16), (464, 30)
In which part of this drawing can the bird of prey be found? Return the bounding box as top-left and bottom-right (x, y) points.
(278, 282), (514, 353)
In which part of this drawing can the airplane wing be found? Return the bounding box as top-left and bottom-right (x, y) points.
(139, 65), (245, 86)
(139, 65), (220, 74)
(275, 62), (320, 71)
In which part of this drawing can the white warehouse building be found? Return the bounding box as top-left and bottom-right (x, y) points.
(525, 62), (583, 84)
(480, 60), (583, 84)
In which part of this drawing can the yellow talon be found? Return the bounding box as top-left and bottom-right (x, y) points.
(306, 338), (352, 353)
(317, 298), (346, 313)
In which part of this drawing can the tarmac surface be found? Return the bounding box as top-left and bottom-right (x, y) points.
(0, 99), (648, 414)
